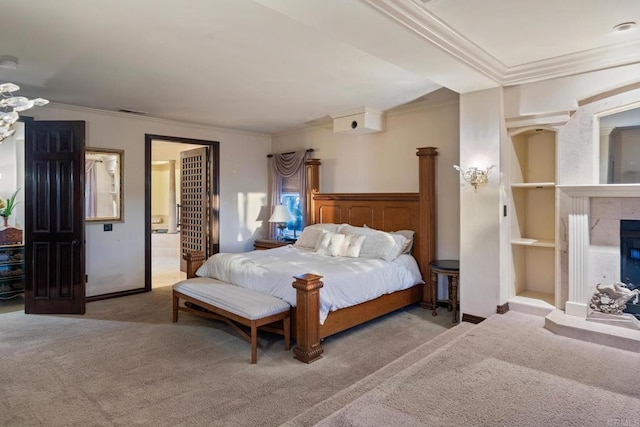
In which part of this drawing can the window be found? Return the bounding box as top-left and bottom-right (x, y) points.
(270, 150), (311, 240)
(280, 172), (302, 238)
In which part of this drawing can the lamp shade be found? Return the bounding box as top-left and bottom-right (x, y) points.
(268, 205), (294, 223)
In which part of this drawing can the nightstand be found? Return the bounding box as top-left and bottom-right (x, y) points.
(429, 259), (460, 324)
(253, 238), (295, 250)
(0, 244), (25, 300)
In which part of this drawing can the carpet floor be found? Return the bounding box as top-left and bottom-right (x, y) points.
(303, 311), (640, 427)
(0, 286), (453, 426)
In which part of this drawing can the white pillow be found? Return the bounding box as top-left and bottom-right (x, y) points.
(305, 223), (341, 233)
(337, 234), (366, 258)
(362, 225), (414, 253)
(340, 224), (408, 261)
(294, 227), (326, 250)
(392, 230), (415, 254)
(315, 231), (346, 257)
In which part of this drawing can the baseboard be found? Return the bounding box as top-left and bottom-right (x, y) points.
(461, 313), (485, 324)
(496, 302), (509, 314)
(86, 288), (148, 302)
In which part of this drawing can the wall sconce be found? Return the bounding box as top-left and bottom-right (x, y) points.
(453, 165), (496, 191)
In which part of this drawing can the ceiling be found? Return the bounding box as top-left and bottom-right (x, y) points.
(1, 0), (639, 134)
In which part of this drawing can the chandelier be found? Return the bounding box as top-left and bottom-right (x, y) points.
(0, 82), (49, 143)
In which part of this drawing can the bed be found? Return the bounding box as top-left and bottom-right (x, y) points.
(182, 146), (438, 363)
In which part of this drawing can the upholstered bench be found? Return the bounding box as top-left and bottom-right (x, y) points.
(172, 278), (291, 364)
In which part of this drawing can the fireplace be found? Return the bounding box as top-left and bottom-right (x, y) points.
(620, 220), (640, 318)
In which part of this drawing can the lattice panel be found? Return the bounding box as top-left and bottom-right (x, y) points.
(181, 147), (208, 259)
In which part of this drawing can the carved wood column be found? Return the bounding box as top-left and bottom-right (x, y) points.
(305, 159), (321, 225)
(566, 195), (590, 317)
(416, 147), (438, 309)
(292, 273), (324, 363)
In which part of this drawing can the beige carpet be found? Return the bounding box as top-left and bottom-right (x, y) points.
(0, 294), (23, 314)
(0, 286), (453, 426)
(301, 311), (640, 427)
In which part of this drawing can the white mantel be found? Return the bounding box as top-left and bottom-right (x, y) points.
(558, 184), (640, 198)
(558, 184), (640, 318)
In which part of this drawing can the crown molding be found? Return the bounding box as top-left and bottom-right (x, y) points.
(365, 0), (505, 84)
(271, 97), (460, 137)
(580, 83), (640, 107)
(42, 102), (271, 138)
(367, 0), (640, 88)
(505, 110), (573, 130)
(599, 124), (615, 136)
(502, 39), (640, 85)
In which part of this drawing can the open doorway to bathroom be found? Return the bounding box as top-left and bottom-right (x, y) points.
(145, 135), (219, 290)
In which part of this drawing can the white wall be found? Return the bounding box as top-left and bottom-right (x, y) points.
(458, 88), (506, 319)
(151, 164), (171, 228)
(29, 104), (271, 296)
(271, 99), (461, 261)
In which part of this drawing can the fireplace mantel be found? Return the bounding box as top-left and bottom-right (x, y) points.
(559, 184), (640, 318)
(558, 184), (640, 198)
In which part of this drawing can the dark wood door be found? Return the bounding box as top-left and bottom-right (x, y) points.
(180, 147), (208, 272)
(24, 121), (86, 314)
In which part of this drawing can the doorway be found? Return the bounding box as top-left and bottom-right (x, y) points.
(144, 135), (219, 291)
(0, 123), (25, 314)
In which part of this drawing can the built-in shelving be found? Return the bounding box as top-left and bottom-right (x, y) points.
(510, 238), (555, 248)
(510, 182), (555, 189)
(509, 129), (557, 307)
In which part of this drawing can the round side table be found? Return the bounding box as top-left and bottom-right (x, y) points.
(429, 259), (460, 323)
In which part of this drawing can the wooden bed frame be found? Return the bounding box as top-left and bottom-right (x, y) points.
(184, 147), (438, 363)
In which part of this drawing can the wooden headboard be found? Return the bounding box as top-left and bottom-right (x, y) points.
(309, 147), (437, 282)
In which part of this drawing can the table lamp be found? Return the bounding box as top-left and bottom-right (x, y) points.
(269, 205), (294, 240)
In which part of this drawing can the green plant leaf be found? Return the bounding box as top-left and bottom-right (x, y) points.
(1, 188), (20, 218)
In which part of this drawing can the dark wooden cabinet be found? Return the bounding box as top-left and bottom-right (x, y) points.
(0, 244), (25, 299)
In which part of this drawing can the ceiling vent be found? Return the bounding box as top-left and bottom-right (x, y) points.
(330, 107), (385, 135)
(117, 108), (147, 115)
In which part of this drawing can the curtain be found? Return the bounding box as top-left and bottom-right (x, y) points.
(85, 160), (97, 217)
(270, 150), (310, 236)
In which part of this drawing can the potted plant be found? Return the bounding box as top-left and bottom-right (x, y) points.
(0, 188), (20, 228)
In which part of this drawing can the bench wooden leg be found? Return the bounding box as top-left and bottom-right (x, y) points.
(172, 292), (179, 322)
(283, 316), (290, 351)
(250, 322), (258, 364)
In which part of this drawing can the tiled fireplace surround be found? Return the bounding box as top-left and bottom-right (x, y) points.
(560, 185), (640, 318)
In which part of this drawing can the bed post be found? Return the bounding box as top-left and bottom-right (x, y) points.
(305, 158), (321, 226)
(184, 251), (206, 279)
(416, 147), (438, 310)
(292, 273), (324, 363)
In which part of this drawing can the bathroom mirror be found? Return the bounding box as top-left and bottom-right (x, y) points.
(599, 106), (640, 184)
(85, 148), (124, 222)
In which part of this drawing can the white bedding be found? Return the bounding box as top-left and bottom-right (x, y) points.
(195, 245), (423, 324)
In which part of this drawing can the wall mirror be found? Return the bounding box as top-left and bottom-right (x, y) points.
(85, 148), (124, 222)
(599, 105), (640, 184)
